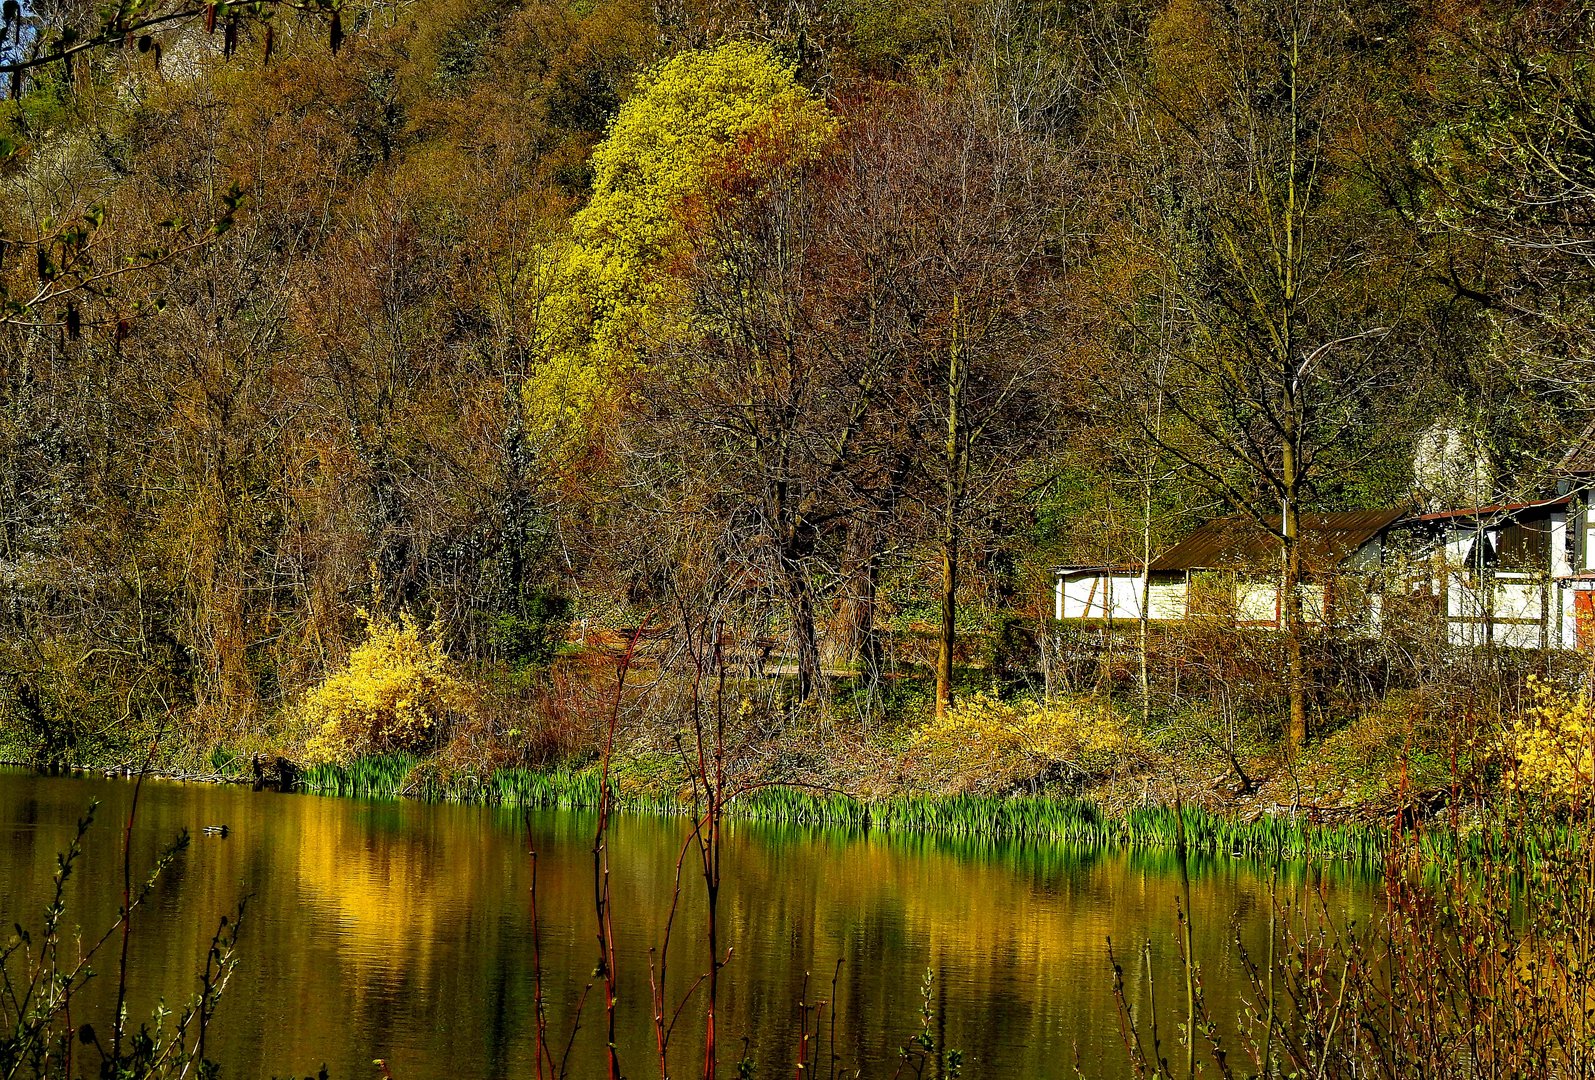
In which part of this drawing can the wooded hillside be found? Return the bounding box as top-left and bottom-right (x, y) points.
(2, 0), (1591, 777)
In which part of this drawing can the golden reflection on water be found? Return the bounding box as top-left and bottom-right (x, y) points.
(0, 770), (1371, 1079)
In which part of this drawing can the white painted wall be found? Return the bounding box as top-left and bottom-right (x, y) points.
(1058, 573), (1144, 621)
(1229, 583), (1329, 625)
(1236, 582), (1278, 623)
(1494, 577), (1547, 649)
(1442, 570), (1559, 649)
(1442, 528), (1484, 568)
(1057, 572), (1331, 627)
(1147, 582), (1188, 620)
(1055, 573), (1188, 622)
(1446, 571), (1487, 647)
(1552, 512), (1572, 576)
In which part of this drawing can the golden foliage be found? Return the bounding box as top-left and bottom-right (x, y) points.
(301, 612), (475, 763)
(910, 694), (1147, 793)
(525, 40), (836, 451)
(1506, 676), (1594, 804)
(1146, 0), (1226, 111)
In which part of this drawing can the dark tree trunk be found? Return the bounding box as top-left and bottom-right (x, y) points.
(777, 544), (822, 700)
(828, 522), (883, 671)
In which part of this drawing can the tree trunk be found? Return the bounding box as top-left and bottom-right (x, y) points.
(1140, 478), (1153, 728)
(935, 524), (957, 722)
(1281, 483), (1306, 752)
(828, 522), (882, 672)
(935, 296), (966, 723)
(1277, 18), (1307, 755)
(778, 548), (822, 701)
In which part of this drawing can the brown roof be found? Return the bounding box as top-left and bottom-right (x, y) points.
(1559, 421), (1595, 475)
(1409, 494), (1571, 523)
(1147, 510), (1408, 574)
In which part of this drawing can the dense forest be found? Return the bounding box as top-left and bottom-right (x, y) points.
(2, 0), (1593, 805)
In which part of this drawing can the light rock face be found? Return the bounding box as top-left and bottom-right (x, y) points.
(1413, 419), (1494, 511)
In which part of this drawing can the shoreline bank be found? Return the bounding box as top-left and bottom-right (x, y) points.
(3, 755), (1408, 866)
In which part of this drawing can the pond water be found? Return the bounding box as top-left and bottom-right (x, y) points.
(0, 769), (1374, 1079)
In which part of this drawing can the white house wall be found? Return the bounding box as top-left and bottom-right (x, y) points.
(1147, 582), (1188, 620)
(1235, 582), (1277, 623)
(1495, 576), (1547, 649)
(1053, 504), (1595, 651)
(1056, 574), (1189, 622)
(1105, 576), (1145, 620)
(1058, 572), (1333, 627)
(1442, 570), (1557, 649)
(1445, 572), (1487, 647)
(1553, 510), (1574, 648)
(1443, 529), (1482, 567)
(1233, 582), (1328, 625)
(1058, 574), (1143, 621)
(1057, 574), (1102, 619)
(1304, 584), (1329, 623)
(1552, 512), (1572, 576)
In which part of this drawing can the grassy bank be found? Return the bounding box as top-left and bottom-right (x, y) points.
(298, 754), (1406, 865)
(7, 745), (1578, 872)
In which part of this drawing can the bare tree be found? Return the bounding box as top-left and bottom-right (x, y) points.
(1413, 2), (1595, 475)
(636, 127), (894, 701)
(1091, 0), (1421, 748)
(843, 86), (1063, 721)
(0, 0), (341, 98)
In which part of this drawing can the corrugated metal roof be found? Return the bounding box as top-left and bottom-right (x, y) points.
(1147, 510), (1408, 573)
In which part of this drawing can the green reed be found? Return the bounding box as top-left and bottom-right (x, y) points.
(300, 755), (422, 797)
(298, 755), (1402, 865)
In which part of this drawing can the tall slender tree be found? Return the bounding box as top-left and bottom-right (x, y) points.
(1092, 0), (1422, 748)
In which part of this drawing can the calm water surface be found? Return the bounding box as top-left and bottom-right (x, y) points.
(0, 769), (1373, 1078)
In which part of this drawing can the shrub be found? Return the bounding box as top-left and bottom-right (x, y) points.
(485, 589), (573, 672)
(1311, 687), (1478, 804)
(1116, 818), (1595, 1080)
(301, 612), (475, 763)
(524, 40), (836, 452)
(910, 694), (1147, 794)
(1505, 675), (1593, 805)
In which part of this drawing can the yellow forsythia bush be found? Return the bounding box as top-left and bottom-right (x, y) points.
(911, 694), (1147, 793)
(302, 612), (475, 763)
(1506, 676), (1594, 803)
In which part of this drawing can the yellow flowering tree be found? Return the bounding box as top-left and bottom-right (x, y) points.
(910, 694), (1147, 794)
(1507, 676), (1594, 804)
(525, 41), (836, 450)
(301, 612), (475, 762)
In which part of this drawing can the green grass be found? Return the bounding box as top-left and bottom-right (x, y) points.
(299, 754), (1403, 865)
